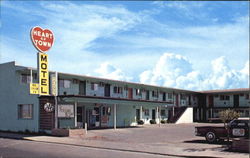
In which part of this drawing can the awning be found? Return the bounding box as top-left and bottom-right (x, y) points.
(59, 95), (171, 107)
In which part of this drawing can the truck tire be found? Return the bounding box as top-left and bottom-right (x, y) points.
(205, 131), (217, 143)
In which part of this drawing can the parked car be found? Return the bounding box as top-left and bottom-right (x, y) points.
(195, 118), (249, 143)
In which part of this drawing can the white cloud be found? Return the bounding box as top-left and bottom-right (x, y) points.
(1, 1), (145, 75)
(203, 56), (242, 89)
(139, 53), (194, 88)
(176, 71), (202, 90)
(94, 62), (133, 81)
(111, 14), (248, 73)
(39, 3), (141, 54)
(139, 53), (249, 90)
(1, 1), (248, 91)
(152, 1), (205, 10)
(240, 60), (249, 76)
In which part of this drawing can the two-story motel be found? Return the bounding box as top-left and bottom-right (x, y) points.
(0, 61), (249, 133)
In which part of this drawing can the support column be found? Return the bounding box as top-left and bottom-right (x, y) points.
(114, 104), (117, 130)
(201, 108), (203, 121)
(156, 106), (159, 124)
(75, 101), (77, 127)
(210, 108), (213, 119)
(55, 97), (58, 129)
(173, 106), (175, 117)
(197, 108), (199, 121)
(159, 106), (161, 127)
(140, 106), (142, 120)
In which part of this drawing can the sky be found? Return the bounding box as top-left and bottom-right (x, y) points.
(0, 1), (249, 91)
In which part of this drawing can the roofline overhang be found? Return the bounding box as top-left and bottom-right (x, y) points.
(57, 95), (173, 106)
(199, 88), (250, 94)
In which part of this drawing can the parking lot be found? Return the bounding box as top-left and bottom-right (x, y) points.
(1, 123), (248, 158)
(82, 123), (248, 157)
(86, 123), (220, 145)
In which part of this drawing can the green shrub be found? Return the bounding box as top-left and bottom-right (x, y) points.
(150, 119), (156, 124)
(219, 109), (240, 142)
(160, 120), (166, 124)
(25, 129), (31, 134)
(137, 120), (144, 125)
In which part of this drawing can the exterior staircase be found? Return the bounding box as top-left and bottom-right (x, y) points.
(168, 106), (188, 123)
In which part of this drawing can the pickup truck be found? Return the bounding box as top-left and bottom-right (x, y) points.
(195, 119), (249, 143)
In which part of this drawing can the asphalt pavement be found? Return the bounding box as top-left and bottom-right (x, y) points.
(0, 138), (178, 158)
(0, 123), (248, 158)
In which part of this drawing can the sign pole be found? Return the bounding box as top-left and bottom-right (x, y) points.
(54, 72), (58, 129)
(30, 69), (33, 83)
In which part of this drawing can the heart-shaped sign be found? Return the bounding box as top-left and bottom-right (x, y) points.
(30, 26), (54, 52)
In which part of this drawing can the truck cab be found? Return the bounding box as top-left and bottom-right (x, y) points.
(195, 118), (249, 143)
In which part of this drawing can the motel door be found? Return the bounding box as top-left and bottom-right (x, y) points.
(79, 81), (86, 95)
(136, 109), (140, 121)
(233, 95), (239, 107)
(175, 95), (179, 106)
(208, 95), (214, 107)
(77, 107), (85, 127)
(152, 109), (156, 120)
(163, 92), (166, 101)
(146, 91), (150, 100)
(128, 88), (133, 99)
(104, 84), (110, 97)
(101, 106), (109, 127)
(87, 107), (100, 128)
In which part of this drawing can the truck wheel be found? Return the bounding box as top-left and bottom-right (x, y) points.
(206, 131), (217, 143)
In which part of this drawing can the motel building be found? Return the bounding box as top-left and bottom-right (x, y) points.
(0, 61), (249, 133)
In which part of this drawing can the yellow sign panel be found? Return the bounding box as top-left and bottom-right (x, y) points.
(38, 52), (49, 95)
(30, 83), (39, 94)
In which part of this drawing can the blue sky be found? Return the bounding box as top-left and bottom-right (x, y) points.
(1, 1), (249, 90)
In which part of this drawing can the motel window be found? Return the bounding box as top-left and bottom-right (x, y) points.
(21, 74), (31, 84)
(245, 110), (249, 117)
(144, 109), (149, 116)
(168, 93), (173, 99)
(59, 79), (71, 88)
(102, 107), (111, 116)
(106, 107), (111, 115)
(20, 73), (38, 84)
(246, 94), (249, 100)
(135, 89), (142, 96)
(152, 91), (159, 97)
(102, 107), (106, 115)
(220, 95), (230, 100)
(113, 86), (123, 94)
(113, 86), (117, 93)
(18, 104), (33, 119)
(180, 94), (186, 100)
(220, 95), (224, 100)
(161, 109), (166, 116)
(192, 95), (196, 101)
(91, 83), (99, 91)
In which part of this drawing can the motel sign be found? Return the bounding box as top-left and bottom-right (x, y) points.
(30, 26), (54, 96)
(31, 26), (54, 52)
(38, 52), (49, 95)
